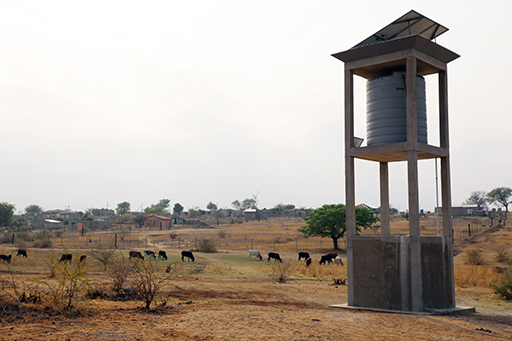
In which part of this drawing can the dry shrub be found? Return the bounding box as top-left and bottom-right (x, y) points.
(40, 254), (92, 313)
(454, 265), (501, 288)
(198, 238), (216, 253)
(465, 250), (485, 265)
(106, 254), (132, 292)
(270, 261), (291, 283)
(129, 258), (170, 309)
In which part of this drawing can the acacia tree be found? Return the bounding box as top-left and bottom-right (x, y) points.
(207, 201), (218, 211)
(464, 191), (488, 210)
(173, 203), (184, 215)
(25, 204), (43, 216)
(116, 201), (131, 215)
(487, 187), (512, 216)
(0, 202), (16, 226)
(298, 204), (379, 250)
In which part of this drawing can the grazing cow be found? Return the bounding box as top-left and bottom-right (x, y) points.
(0, 254), (12, 264)
(298, 252), (310, 261)
(305, 257), (312, 267)
(267, 252), (282, 263)
(335, 256), (344, 266)
(181, 250), (195, 262)
(79, 255), (87, 263)
(327, 252), (338, 258)
(16, 249), (28, 257)
(249, 249), (263, 261)
(158, 250), (167, 260)
(144, 250), (156, 259)
(60, 254), (72, 264)
(129, 251), (144, 260)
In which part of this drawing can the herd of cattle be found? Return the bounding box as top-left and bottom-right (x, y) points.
(248, 250), (344, 266)
(0, 248), (344, 267)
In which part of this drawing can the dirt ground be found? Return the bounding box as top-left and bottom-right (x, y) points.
(1, 270), (512, 340)
(2, 218), (512, 340)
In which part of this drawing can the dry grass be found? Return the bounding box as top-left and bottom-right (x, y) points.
(454, 265), (503, 288)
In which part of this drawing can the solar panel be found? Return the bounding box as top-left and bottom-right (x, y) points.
(352, 10), (448, 49)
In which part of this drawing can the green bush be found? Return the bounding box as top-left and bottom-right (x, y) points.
(490, 269), (512, 300)
(33, 239), (52, 248)
(35, 230), (50, 240)
(198, 238), (216, 253)
(496, 250), (510, 264)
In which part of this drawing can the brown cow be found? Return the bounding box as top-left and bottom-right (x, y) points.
(305, 257), (312, 267)
(129, 251), (144, 260)
(0, 254), (12, 264)
(79, 255), (87, 263)
(60, 254), (72, 264)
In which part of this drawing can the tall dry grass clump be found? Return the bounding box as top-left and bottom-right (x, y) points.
(454, 265), (501, 288)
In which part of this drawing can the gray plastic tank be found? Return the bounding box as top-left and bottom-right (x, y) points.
(366, 72), (427, 146)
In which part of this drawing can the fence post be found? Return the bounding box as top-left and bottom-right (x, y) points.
(273, 239), (275, 251)
(296, 240), (298, 252)
(196, 237), (198, 250)
(251, 239), (253, 250)
(178, 236), (180, 248)
(115, 233), (117, 248)
(12, 233), (14, 245)
(468, 224), (471, 237)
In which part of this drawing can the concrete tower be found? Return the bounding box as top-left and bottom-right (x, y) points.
(332, 10), (469, 313)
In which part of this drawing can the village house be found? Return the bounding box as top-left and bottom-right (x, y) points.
(144, 214), (173, 228)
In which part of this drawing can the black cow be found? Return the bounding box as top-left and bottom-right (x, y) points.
(60, 253), (72, 264)
(158, 251), (167, 260)
(181, 250), (195, 262)
(0, 254), (12, 264)
(144, 250), (156, 259)
(319, 253), (337, 265)
(16, 249), (28, 257)
(298, 252), (310, 261)
(268, 252), (282, 263)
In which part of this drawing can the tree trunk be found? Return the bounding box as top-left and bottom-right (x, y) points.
(331, 236), (339, 250)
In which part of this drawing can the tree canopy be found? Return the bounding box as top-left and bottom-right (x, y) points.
(173, 203), (184, 215)
(298, 204), (379, 250)
(145, 199), (171, 216)
(0, 202), (16, 226)
(25, 204), (43, 216)
(487, 187), (512, 213)
(207, 201), (218, 211)
(116, 201), (131, 215)
(464, 191), (488, 210)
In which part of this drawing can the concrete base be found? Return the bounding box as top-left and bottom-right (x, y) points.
(349, 236), (455, 312)
(330, 303), (476, 315)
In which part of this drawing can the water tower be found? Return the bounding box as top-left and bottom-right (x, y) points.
(332, 10), (470, 313)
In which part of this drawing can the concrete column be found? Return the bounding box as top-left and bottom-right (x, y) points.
(345, 68), (355, 237)
(345, 68), (355, 306)
(439, 70), (453, 238)
(406, 55), (423, 312)
(379, 162), (390, 236)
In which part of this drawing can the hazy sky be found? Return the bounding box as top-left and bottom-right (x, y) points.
(1, 1), (511, 214)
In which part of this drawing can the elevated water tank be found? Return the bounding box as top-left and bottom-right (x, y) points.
(366, 72), (427, 146)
